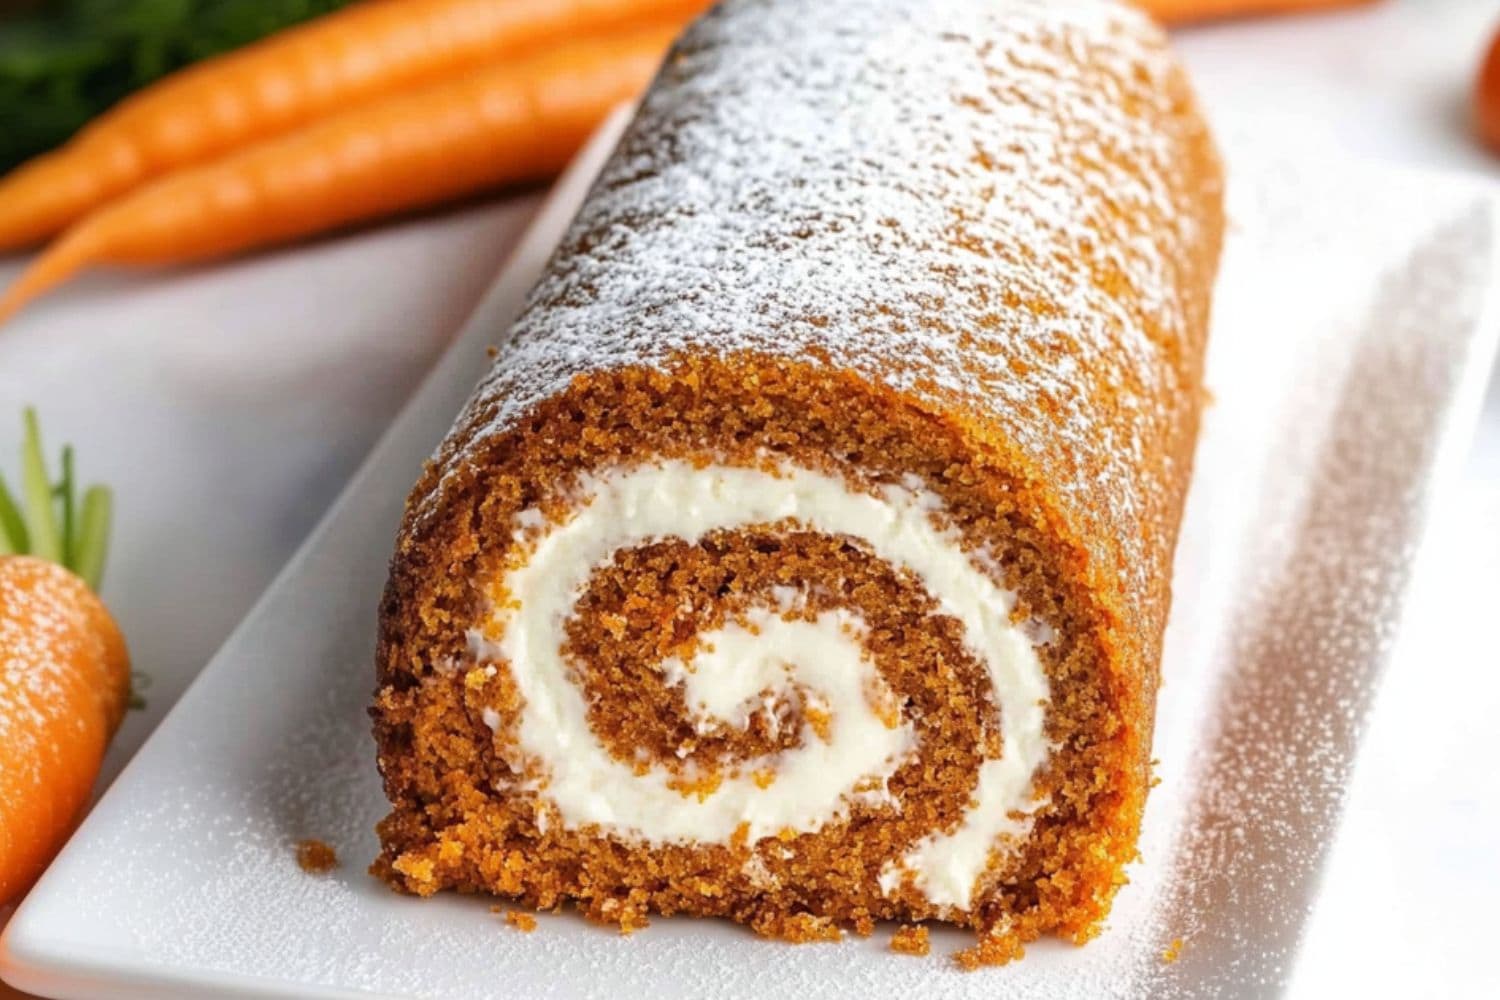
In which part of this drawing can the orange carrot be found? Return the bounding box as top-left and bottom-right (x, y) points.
(0, 27), (675, 324)
(1475, 23), (1500, 155)
(1140, 0), (1379, 23)
(0, 558), (127, 903)
(0, 413), (125, 905)
(0, 0), (708, 251)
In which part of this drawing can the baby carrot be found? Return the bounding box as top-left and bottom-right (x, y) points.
(1140, 0), (1379, 23)
(0, 0), (709, 251)
(0, 412), (125, 905)
(0, 26), (675, 324)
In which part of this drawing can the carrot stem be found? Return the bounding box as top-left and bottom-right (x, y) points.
(57, 444), (75, 569)
(20, 407), (61, 563)
(5, 409), (113, 585)
(75, 485), (112, 592)
(127, 669), (151, 711)
(0, 472), (26, 554)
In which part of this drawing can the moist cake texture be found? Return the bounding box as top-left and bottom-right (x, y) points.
(372, 0), (1223, 964)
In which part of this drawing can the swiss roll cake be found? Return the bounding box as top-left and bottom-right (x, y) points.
(372, 0), (1223, 964)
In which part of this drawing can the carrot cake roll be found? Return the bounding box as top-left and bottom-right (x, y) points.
(372, 0), (1223, 963)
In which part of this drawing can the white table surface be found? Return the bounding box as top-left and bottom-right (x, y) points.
(0, 0), (1495, 996)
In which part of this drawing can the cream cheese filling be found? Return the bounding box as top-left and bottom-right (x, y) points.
(476, 458), (1051, 911)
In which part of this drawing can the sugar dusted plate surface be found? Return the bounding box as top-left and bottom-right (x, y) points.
(2, 113), (1498, 1000)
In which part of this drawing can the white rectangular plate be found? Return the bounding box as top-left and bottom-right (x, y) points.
(3, 112), (1498, 1000)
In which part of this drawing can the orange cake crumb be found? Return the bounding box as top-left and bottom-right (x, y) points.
(889, 925), (930, 957)
(803, 702), (833, 743)
(666, 769), (724, 801)
(295, 839), (338, 874)
(754, 911), (844, 944)
(1163, 937), (1184, 963)
(954, 931), (1026, 970)
(505, 910), (538, 933)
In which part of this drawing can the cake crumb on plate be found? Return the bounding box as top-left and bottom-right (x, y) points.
(504, 911), (537, 933)
(889, 925), (930, 957)
(295, 839), (337, 874)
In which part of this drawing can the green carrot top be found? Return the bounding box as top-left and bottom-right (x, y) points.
(0, 407), (112, 592)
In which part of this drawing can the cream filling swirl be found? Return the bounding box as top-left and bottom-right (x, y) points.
(476, 458), (1050, 910)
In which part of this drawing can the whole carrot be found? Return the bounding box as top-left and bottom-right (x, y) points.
(0, 412), (125, 904)
(1140, 0), (1378, 23)
(0, 27), (675, 324)
(0, 0), (708, 251)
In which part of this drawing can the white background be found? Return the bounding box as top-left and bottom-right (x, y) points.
(0, 0), (1495, 996)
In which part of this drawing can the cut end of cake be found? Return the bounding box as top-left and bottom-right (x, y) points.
(373, 355), (1154, 955)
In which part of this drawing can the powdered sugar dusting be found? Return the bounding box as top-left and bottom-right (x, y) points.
(1134, 161), (1500, 998)
(0, 568), (70, 744)
(421, 0), (1218, 628)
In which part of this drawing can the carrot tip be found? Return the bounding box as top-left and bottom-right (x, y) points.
(0, 233), (95, 325)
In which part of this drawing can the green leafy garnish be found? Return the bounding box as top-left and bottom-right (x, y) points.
(75, 484), (113, 593)
(57, 444), (76, 565)
(3, 407), (113, 591)
(0, 470), (28, 555)
(20, 407), (62, 564)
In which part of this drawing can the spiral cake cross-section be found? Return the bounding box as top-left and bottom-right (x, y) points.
(372, 0), (1223, 963)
